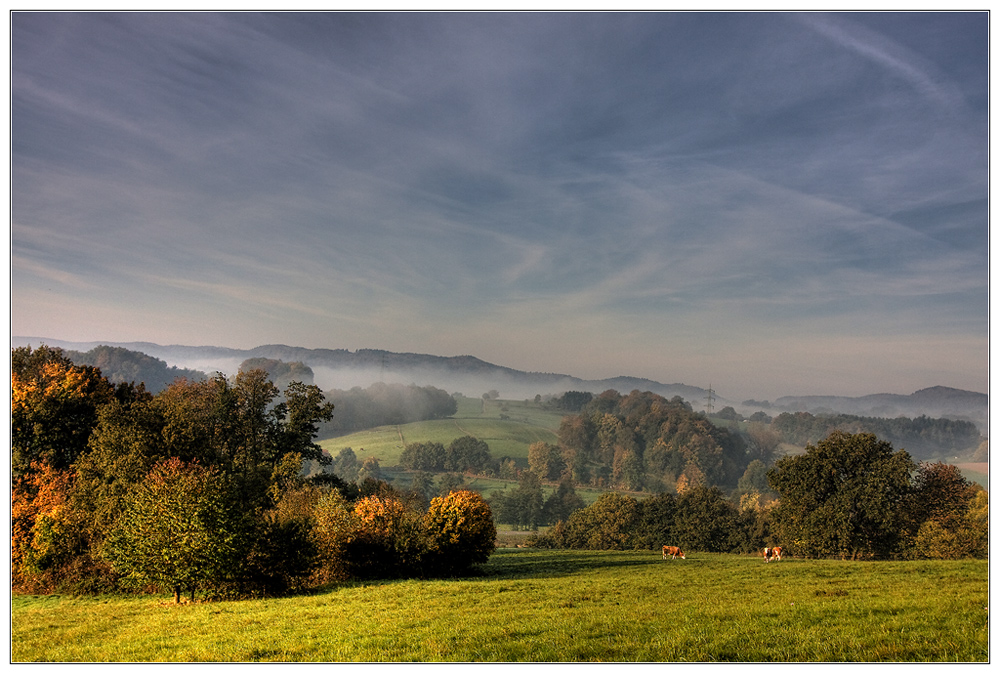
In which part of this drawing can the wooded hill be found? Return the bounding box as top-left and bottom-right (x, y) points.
(15, 338), (987, 432)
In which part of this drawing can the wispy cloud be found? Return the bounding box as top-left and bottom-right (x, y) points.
(11, 12), (987, 400)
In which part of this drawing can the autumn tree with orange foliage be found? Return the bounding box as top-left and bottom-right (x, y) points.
(12, 346), (114, 475)
(10, 461), (85, 591)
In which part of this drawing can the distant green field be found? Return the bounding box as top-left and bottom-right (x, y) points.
(11, 551), (988, 662)
(320, 397), (564, 467)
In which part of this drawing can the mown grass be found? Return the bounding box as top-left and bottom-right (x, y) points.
(11, 550), (988, 662)
(319, 397), (564, 467)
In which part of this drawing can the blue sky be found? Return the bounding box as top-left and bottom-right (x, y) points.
(10, 12), (989, 401)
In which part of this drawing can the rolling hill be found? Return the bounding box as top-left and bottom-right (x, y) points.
(12, 336), (988, 431)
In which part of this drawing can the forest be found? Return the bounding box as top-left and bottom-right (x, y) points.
(12, 346), (494, 601)
(11, 345), (988, 603)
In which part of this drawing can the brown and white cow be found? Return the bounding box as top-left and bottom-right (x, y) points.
(662, 545), (685, 560)
(770, 546), (782, 562)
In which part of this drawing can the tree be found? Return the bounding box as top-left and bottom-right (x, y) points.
(735, 459), (772, 496)
(331, 447), (360, 482)
(446, 435), (492, 474)
(744, 422), (781, 464)
(102, 458), (239, 603)
(768, 431), (915, 560)
(907, 462), (987, 559)
(559, 492), (640, 550)
(11, 461), (80, 589)
(400, 441), (447, 472)
(274, 380), (334, 466)
(12, 345), (115, 475)
(489, 471), (545, 530)
(633, 492), (678, 550)
(673, 485), (738, 552)
(71, 387), (166, 538)
(358, 457), (382, 483)
(908, 462), (977, 531)
(542, 479), (585, 524)
(343, 494), (424, 579)
(421, 490), (496, 575)
(528, 441), (565, 482)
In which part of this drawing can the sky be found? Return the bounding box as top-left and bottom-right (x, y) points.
(9, 11), (990, 402)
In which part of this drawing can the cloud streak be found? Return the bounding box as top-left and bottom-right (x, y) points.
(11, 11), (988, 401)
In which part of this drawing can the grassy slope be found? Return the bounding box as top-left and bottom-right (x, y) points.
(319, 396), (565, 467)
(11, 551), (988, 662)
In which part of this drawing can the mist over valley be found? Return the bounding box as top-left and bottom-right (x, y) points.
(13, 336), (988, 434)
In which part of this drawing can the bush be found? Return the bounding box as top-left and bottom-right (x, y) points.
(421, 490), (496, 575)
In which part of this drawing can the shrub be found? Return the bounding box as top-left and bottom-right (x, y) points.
(339, 495), (425, 579)
(421, 490), (496, 575)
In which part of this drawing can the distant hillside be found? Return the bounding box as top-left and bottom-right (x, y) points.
(57, 344), (206, 393)
(769, 386), (988, 433)
(12, 337), (987, 432)
(12, 338), (716, 405)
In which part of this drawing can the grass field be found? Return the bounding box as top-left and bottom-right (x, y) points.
(11, 550), (988, 662)
(319, 397), (564, 468)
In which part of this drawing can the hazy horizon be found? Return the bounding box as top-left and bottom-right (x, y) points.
(11, 12), (989, 404)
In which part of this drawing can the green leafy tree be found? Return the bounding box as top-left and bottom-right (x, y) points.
(542, 478), (585, 524)
(72, 388), (166, 537)
(275, 380), (335, 466)
(490, 471), (544, 530)
(559, 492), (640, 550)
(446, 435), (492, 473)
(528, 441), (565, 482)
(768, 431), (915, 560)
(400, 441), (447, 472)
(408, 471), (435, 509)
(633, 492), (678, 550)
(735, 459), (772, 497)
(102, 458), (239, 603)
(331, 447), (360, 482)
(673, 485), (738, 552)
(907, 462), (987, 559)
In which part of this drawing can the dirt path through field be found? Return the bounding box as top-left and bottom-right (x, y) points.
(454, 420), (476, 438)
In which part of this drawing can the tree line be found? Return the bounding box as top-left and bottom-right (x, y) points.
(12, 346), (495, 601)
(530, 432), (987, 561)
(320, 382), (458, 436)
(554, 390), (751, 492)
(768, 411), (982, 460)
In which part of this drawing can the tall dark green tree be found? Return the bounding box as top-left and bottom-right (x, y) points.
(542, 478), (585, 524)
(673, 485), (738, 552)
(490, 472), (544, 530)
(768, 431), (915, 560)
(446, 435), (492, 473)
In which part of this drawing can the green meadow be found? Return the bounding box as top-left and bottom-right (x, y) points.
(11, 550), (988, 662)
(320, 396), (564, 468)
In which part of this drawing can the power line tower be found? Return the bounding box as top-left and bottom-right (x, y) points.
(704, 384), (716, 415)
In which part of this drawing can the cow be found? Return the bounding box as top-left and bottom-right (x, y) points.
(763, 547), (772, 562)
(662, 545), (685, 560)
(771, 546), (782, 562)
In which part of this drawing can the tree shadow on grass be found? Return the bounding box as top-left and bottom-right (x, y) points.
(473, 548), (665, 581)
